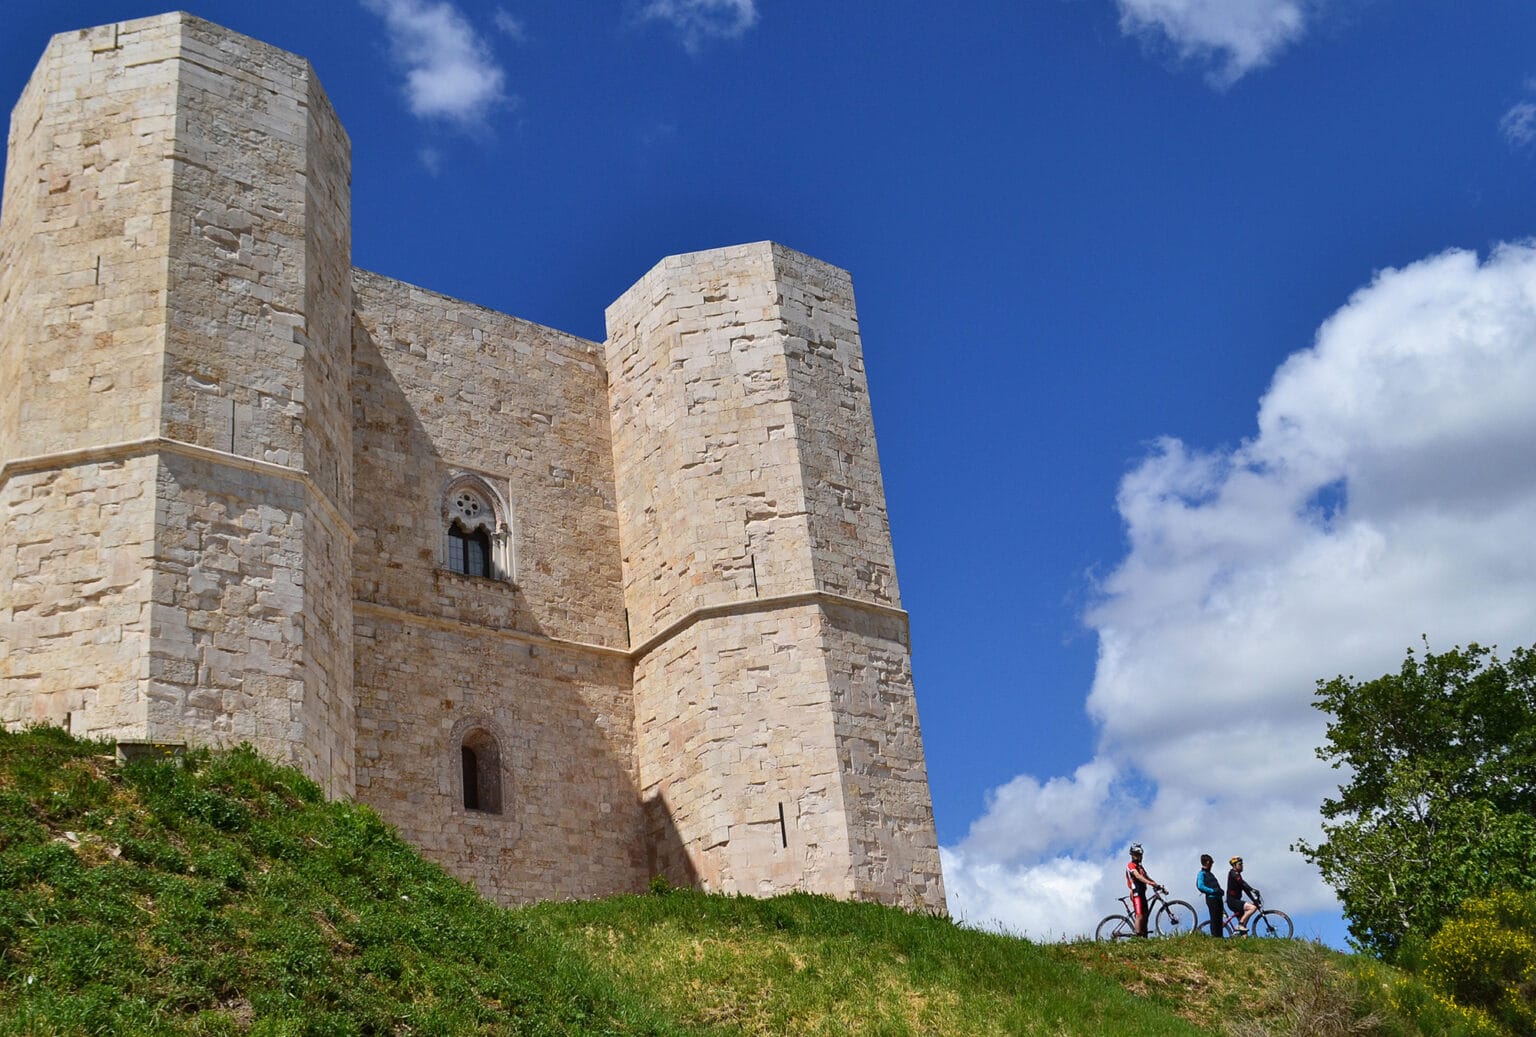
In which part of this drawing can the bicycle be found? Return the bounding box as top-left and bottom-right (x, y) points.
(1095, 886), (1199, 940)
(1195, 891), (1293, 938)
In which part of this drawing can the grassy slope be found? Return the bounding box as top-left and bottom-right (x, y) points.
(0, 728), (1434, 1035)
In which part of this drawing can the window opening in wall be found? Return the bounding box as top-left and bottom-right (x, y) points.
(442, 476), (512, 582)
(461, 746), (480, 811)
(459, 728), (502, 814)
(447, 520), (492, 577)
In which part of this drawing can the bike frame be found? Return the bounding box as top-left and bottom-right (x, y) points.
(1204, 894), (1293, 939)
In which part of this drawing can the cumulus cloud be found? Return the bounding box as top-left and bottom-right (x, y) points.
(1116, 0), (1312, 86)
(362, 0), (511, 127)
(640, 0), (758, 52)
(945, 243), (1536, 939)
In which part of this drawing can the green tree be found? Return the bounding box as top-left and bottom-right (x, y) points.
(1294, 641), (1536, 960)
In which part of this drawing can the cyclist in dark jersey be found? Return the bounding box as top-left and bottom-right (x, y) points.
(1126, 843), (1165, 937)
(1226, 856), (1260, 934)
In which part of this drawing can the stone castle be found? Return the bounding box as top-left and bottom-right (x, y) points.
(0, 12), (946, 912)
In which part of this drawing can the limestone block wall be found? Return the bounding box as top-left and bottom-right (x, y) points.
(0, 19), (175, 737)
(1, 14), (357, 787)
(0, 18), (178, 462)
(820, 603), (945, 910)
(353, 613), (644, 903)
(141, 15), (355, 787)
(146, 452), (317, 768)
(350, 270), (626, 648)
(606, 242), (945, 909)
(0, 458), (156, 737)
(350, 271), (635, 892)
(634, 603), (856, 897)
(604, 243), (815, 641)
(774, 250), (900, 604)
(159, 15), (353, 479)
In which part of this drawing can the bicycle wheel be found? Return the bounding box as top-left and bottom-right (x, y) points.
(1251, 909), (1292, 938)
(1194, 919), (1210, 935)
(1155, 899), (1198, 935)
(1095, 914), (1136, 941)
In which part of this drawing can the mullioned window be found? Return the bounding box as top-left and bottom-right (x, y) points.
(441, 474), (513, 582)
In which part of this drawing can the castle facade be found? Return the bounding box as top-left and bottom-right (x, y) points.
(0, 12), (945, 911)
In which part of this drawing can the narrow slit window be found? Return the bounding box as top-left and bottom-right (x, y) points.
(459, 729), (502, 814)
(461, 745), (481, 811)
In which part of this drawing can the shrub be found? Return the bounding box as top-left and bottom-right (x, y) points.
(1421, 892), (1536, 1036)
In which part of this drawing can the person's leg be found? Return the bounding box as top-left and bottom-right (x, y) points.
(1207, 897), (1223, 937)
(1229, 900), (1246, 932)
(1133, 894), (1148, 936)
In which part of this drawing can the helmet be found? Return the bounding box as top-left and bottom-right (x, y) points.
(1229, 856), (1243, 866)
(1129, 843), (1143, 857)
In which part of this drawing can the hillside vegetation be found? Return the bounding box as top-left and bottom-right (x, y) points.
(0, 727), (1483, 1035)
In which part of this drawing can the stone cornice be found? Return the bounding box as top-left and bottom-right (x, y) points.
(630, 590), (910, 660)
(0, 437), (355, 541)
(5, 440), (910, 666)
(354, 590), (910, 664)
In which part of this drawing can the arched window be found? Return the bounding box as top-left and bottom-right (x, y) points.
(460, 728), (502, 814)
(447, 520), (492, 577)
(441, 474), (513, 582)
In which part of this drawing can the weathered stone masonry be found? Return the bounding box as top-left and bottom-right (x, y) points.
(0, 12), (945, 912)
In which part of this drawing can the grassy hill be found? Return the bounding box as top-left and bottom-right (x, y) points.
(0, 726), (1474, 1035)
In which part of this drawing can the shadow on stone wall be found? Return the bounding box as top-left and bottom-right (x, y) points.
(349, 312), (648, 903)
(642, 790), (701, 890)
(349, 312), (547, 637)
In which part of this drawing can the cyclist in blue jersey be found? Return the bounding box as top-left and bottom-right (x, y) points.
(1196, 854), (1224, 937)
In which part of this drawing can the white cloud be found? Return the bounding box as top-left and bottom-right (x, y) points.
(1116, 0), (1311, 86)
(493, 8), (527, 42)
(945, 243), (1536, 940)
(362, 0), (510, 127)
(640, 0), (758, 52)
(1502, 101), (1536, 150)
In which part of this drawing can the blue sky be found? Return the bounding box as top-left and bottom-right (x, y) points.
(6, 1), (1536, 947)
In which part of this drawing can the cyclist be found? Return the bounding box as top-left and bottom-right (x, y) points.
(1226, 855), (1260, 934)
(1196, 853), (1224, 937)
(1126, 843), (1165, 937)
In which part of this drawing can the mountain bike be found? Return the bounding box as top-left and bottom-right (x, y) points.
(1195, 891), (1293, 938)
(1095, 887), (1199, 940)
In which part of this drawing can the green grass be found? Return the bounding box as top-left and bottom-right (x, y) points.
(0, 726), (1477, 1035)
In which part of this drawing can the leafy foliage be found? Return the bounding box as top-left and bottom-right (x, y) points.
(1294, 641), (1536, 960)
(1413, 891), (1536, 1036)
